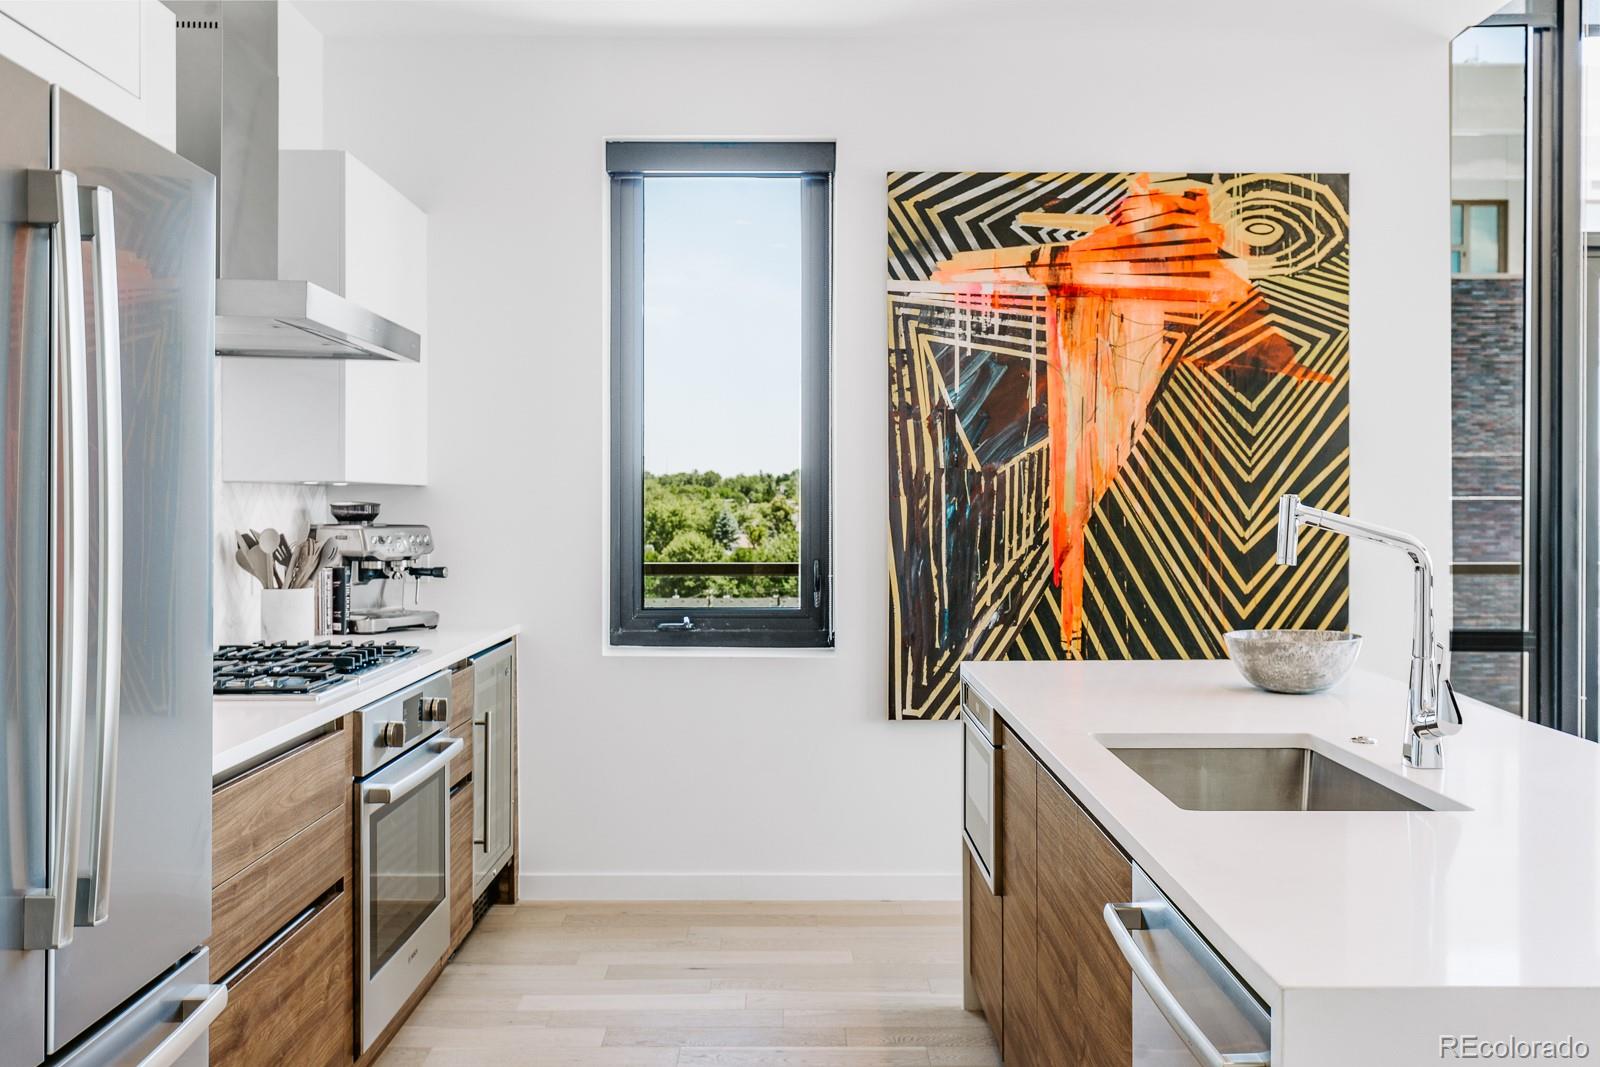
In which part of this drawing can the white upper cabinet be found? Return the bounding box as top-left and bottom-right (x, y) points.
(0, 0), (176, 147)
(220, 149), (429, 486)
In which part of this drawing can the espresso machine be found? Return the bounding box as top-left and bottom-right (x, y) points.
(311, 510), (448, 633)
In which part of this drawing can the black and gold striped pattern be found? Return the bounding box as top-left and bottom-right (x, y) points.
(887, 172), (1351, 720)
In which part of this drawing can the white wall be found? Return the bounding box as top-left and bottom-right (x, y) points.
(278, 0), (325, 149)
(322, 9), (1457, 899)
(212, 0), (329, 647)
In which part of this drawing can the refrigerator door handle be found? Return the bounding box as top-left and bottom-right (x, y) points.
(134, 984), (228, 1067)
(22, 161), (93, 951)
(473, 717), (489, 849)
(76, 183), (123, 927)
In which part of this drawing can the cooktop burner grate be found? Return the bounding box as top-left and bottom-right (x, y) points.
(213, 640), (421, 695)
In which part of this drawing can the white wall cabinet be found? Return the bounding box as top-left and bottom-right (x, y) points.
(0, 0), (176, 148)
(220, 149), (429, 486)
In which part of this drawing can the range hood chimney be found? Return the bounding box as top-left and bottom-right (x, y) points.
(172, 1), (421, 362)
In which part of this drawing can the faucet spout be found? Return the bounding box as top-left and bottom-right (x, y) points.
(1275, 494), (1302, 566)
(1271, 494), (1463, 769)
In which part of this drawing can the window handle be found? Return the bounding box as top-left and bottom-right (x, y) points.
(657, 616), (695, 632)
(812, 559), (822, 609)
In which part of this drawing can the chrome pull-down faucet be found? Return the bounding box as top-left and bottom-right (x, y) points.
(1274, 494), (1463, 769)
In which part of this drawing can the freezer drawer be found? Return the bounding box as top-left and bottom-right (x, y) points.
(54, 949), (225, 1067)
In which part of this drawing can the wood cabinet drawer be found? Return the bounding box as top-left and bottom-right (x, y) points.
(212, 886), (354, 1067)
(213, 725), (350, 887)
(449, 778), (474, 951)
(447, 717), (472, 788)
(211, 806), (349, 981)
(449, 662), (474, 730)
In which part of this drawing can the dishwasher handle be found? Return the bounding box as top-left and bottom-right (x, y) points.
(1103, 903), (1271, 1067)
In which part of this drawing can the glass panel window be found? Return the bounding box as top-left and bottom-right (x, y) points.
(641, 177), (802, 609)
(1450, 23), (1528, 714)
(608, 141), (834, 648)
(1467, 202), (1505, 272)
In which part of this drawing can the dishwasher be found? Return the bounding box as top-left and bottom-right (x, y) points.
(1104, 866), (1273, 1066)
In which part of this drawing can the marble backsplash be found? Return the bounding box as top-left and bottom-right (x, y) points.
(214, 481), (330, 646)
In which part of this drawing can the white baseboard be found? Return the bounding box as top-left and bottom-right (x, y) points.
(517, 871), (961, 901)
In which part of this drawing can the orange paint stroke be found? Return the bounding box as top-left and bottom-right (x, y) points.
(932, 174), (1330, 654)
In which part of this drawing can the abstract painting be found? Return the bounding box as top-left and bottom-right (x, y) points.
(888, 172), (1351, 720)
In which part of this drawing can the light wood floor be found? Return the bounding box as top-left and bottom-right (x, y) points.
(375, 900), (999, 1066)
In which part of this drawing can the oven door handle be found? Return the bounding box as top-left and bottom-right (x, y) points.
(363, 738), (462, 807)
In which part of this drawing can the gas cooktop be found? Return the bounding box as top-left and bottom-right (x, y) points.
(213, 640), (422, 696)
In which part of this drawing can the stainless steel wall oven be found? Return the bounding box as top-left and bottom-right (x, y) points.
(353, 671), (460, 1051)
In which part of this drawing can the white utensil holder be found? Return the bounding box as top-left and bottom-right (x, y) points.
(260, 587), (316, 642)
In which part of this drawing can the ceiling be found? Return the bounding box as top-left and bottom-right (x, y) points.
(294, 0), (1509, 41)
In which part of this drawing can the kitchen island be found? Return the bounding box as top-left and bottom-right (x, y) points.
(961, 659), (1600, 1066)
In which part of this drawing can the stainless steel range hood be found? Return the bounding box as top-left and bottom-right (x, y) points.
(172, 2), (421, 362)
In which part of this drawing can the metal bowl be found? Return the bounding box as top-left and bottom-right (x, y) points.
(329, 500), (381, 524)
(1223, 629), (1363, 694)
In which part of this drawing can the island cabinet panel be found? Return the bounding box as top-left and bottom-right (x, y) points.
(1037, 765), (1133, 1067)
(966, 851), (1004, 1048)
(210, 885), (354, 1067)
(998, 723), (1045, 1067)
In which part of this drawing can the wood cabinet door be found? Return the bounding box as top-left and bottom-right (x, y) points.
(1038, 771), (1132, 1067)
(966, 851), (1003, 1048)
(450, 778), (475, 951)
(999, 724), (1044, 1067)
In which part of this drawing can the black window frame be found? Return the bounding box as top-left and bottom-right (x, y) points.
(607, 141), (834, 649)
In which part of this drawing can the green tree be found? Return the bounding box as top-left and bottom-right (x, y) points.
(765, 496), (795, 537)
(655, 529), (719, 598)
(643, 498), (691, 552)
(711, 506), (740, 549)
(641, 469), (800, 601)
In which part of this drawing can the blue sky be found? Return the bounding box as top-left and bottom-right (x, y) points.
(642, 176), (802, 476)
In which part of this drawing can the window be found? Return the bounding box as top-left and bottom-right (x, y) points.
(1450, 1), (1597, 740)
(1450, 23), (1529, 715)
(607, 141), (834, 648)
(1450, 199), (1510, 273)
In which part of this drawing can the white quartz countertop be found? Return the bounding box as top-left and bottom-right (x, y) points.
(961, 659), (1600, 1003)
(212, 625), (521, 779)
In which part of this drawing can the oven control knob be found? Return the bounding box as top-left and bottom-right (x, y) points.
(378, 721), (406, 747)
(420, 697), (449, 722)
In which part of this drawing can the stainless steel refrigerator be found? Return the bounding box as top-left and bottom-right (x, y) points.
(1, 54), (221, 1067)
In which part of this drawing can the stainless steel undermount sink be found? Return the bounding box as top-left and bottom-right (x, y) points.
(1108, 745), (1437, 812)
